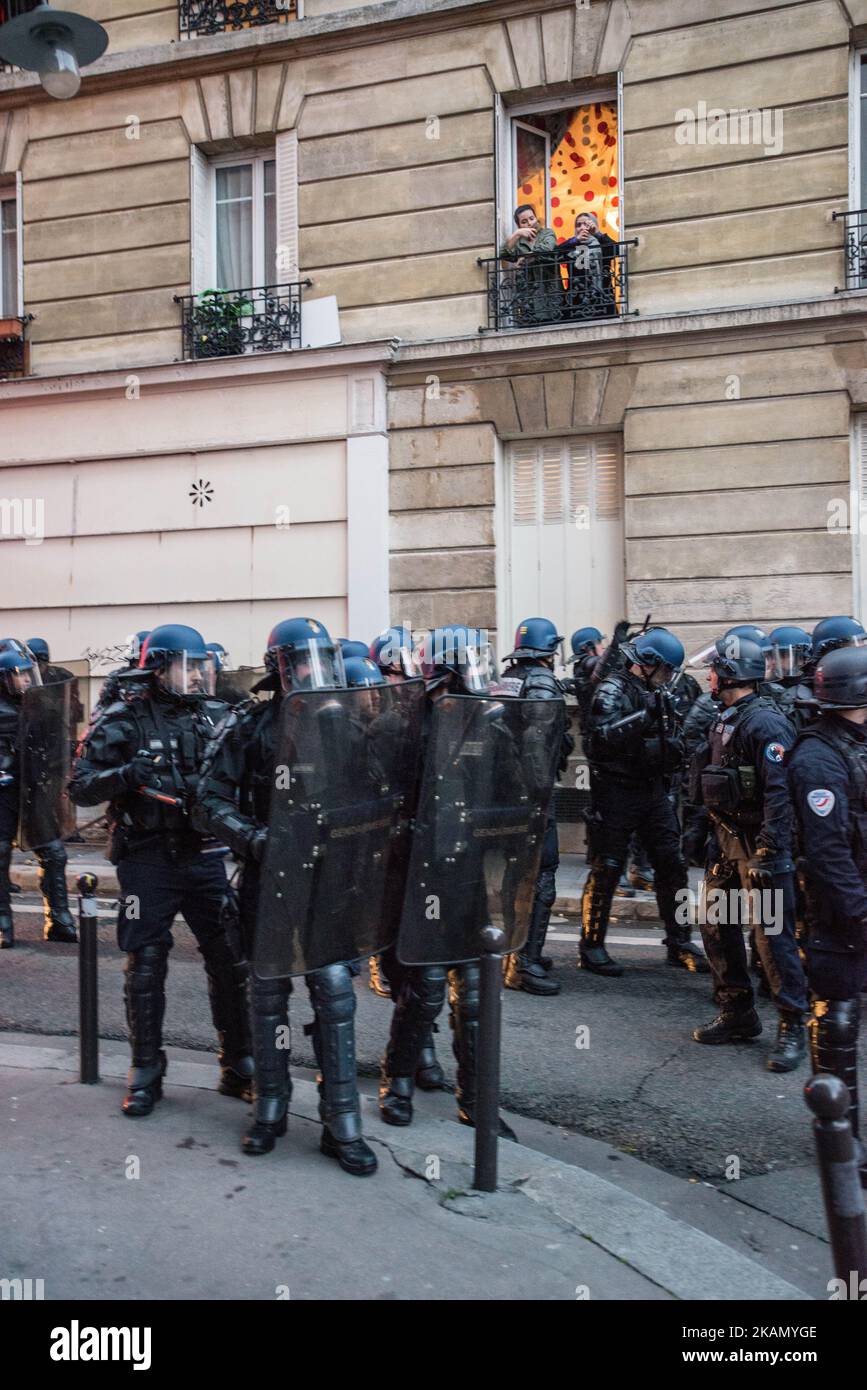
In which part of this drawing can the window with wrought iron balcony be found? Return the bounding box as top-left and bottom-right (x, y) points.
(0, 180), (29, 379)
(178, 0), (297, 39)
(834, 211), (867, 294)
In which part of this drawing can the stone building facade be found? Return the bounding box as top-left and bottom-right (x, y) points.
(0, 0), (865, 671)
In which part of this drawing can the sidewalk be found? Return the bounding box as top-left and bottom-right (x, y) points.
(12, 848), (684, 922)
(0, 1031), (817, 1301)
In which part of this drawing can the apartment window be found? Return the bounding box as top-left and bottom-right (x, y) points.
(500, 94), (621, 249)
(214, 155), (276, 291)
(504, 436), (625, 651)
(0, 185), (20, 317)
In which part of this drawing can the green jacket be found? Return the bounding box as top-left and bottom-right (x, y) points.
(499, 226), (558, 261)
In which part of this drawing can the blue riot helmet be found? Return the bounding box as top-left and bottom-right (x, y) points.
(265, 617), (345, 694)
(503, 616), (564, 663)
(724, 624), (769, 647)
(811, 616), (867, 662)
(766, 625), (811, 682)
(419, 625), (494, 694)
(0, 643), (41, 700)
(689, 624), (769, 670)
(344, 655), (386, 688)
(621, 627), (684, 682)
(339, 639), (370, 662)
(26, 637), (49, 664)
(206, 641), (230, 673)
(369, 625), (422, 680)
(813, 646), (867, 709)
(701, 636), (766, 686)
(570, 626), (604, 660)
(140, 624), (215, 700)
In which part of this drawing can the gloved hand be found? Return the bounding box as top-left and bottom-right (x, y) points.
(124, 749), (165, 791)
(613, 620), (631, 643)
(746, 846), (794, 892)
(249, 827), (269, 863)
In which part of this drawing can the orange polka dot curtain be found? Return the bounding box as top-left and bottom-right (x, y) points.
(515, 103), (619, 243)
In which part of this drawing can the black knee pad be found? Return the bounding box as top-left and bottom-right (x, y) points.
(125, 941), (169, 988)
(251, 974), (290, 1016)
(410, 965), (447, 1022)
(307, 963), (355, 1024)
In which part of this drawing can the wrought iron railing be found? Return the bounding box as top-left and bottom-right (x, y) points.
(0, 313), (31, 378)
(174, 282), (310, 360)
(178, 0), (296, 37)
(478, 238), (637, 332)
(833, 209), (867, 292)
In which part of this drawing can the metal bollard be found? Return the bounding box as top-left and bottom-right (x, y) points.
(77, 872), (99, 1084)
(804, 1073), (867, 1284)
(473, 924), (506, 1193)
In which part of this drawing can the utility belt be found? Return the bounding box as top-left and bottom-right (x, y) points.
(108, 820), (225, 866)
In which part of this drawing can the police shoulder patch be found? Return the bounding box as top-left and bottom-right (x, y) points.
(764, 741), (786, 764)
(807, 788), (835, 817)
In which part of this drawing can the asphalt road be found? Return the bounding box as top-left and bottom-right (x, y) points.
(2, 891), (854, 1186)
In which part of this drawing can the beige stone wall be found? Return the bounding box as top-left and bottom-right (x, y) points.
(0, 0), (854, 373)
(386, 315), (862, 650)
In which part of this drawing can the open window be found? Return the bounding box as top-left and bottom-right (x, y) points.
(483, 89), (631, 329)
(840, 50), (867, 289)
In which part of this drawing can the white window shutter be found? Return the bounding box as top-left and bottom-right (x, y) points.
(512, 446), (537, 525)
(494, 93), (509, 245)
(594, 437), (623, 521)
(569, 442), (591, 524)
(15, 169), (23, 317)
(275, 129), (299, 283)
(190, 146), (212, 295)
(541, 444), (564, 524)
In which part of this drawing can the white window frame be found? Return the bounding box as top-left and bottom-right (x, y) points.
(853, 416), (867, 622)
(0, 176), (23, 318)
(495, 83), (622, 249)
(209, 150), (276, 291)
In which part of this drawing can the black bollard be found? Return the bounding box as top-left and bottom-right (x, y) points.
(473, 924), (506, 1193)
(805, 1073), (867, 1285)
(77, 872), (100, 1084)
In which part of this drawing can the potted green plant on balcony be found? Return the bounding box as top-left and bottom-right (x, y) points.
(189, 288), (253, 359)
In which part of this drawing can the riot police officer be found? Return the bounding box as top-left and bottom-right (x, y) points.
(0, 644), (77, 948)
(690, 637), (808, 1070)
(367, 627), (446, 1089)
(582, 628), (706, 975)
(498, 617), (572, 996)
(193, 617), (378, 1177)
(339, 638), (372, 662)
(787, 645), (867, 1180)
(568, 626), (605, 732)
(378, 625), (516, 1138)
(764, 626), (812, 731)
(70, 624), (254, 1117)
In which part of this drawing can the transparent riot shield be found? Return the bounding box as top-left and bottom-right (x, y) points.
(54, 658), (91, 743)
(19, 678), (76, 849)
(216, 666), (267, 706)
(254, 679), (425, 978)
(397, 693), (563, 966)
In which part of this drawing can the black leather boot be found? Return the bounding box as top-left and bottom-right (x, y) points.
(450, 964), (516, 1141)
(379, 965), (446, 1126)
(415, 1024), (446, 1090)
(122, 943), (169, 1117)
(504, 881), (561, 996)
(693, 1006), (762, 1045)
(200, 934), (255, 1102)
(308, 965), (377, 1176)
(38, 842), (77, 943)
(664, 922), (710, 974)
(579, 864), (623, 976)
(0, 839), (13, 948)
(242, 976), (291, 1156)
(809, 999), (865, 1183)
(767, 1011), (806, 1073)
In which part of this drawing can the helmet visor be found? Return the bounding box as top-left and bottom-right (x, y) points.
(460, 641), (494, 694)
(159, 652), (216, 698)
(7, 662), (41, 696)
(276, 641), (345, 693)
(687, 641), (718, 669)
(768, 643), (808, 681)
